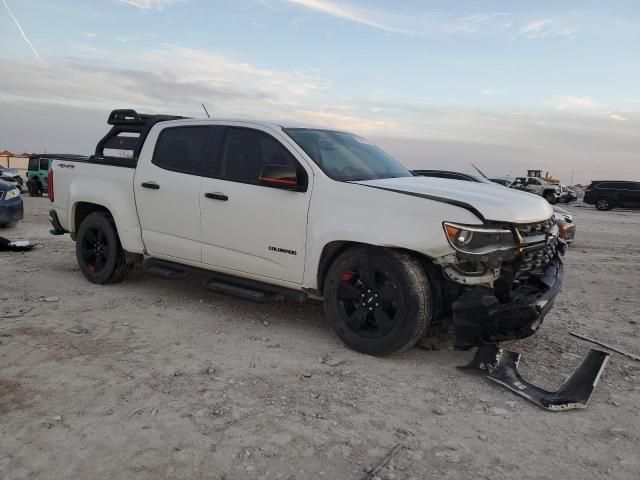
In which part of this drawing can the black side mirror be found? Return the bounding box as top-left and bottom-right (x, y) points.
(259, 164), (303, 191)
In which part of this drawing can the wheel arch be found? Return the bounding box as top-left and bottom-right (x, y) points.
(73, 202), (113, 233)
(316, 241), (445, 301)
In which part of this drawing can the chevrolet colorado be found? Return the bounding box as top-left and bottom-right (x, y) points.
(48, 109), (565, 356)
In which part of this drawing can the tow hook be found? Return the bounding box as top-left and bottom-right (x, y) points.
(460, 343), (609, 411)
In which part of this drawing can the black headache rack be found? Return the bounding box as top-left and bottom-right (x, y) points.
(92, 109), (186, 167)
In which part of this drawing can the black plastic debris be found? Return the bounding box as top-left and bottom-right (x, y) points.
(461, 343), (609, 411)
(0, 236), (35, 252)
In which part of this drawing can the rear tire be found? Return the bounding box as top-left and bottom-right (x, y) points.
(595, 197), (614, 211)
(323, 246), (433, 356)
(28, 179), (42, 197)
(76, 212), (130, 284)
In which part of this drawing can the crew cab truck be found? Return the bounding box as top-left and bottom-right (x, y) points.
(48, 109), (565, 356)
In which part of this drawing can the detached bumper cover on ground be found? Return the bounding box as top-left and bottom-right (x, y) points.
(462, 343), (609, 411)
(452, 255), (564, 349)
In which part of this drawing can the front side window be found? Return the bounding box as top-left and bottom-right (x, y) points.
(284, 128), (412, 182)
(28, 157), (39, 171)
(153, 127), (210, 175)
(219, 128), (299, 185)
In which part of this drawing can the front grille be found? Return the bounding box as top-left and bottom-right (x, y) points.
(514, 216), (559, 276)
(515, 217), (556, 239)
(519, 241), (559, 273)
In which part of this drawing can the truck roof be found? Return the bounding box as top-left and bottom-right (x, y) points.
(157, 117), (349, 133)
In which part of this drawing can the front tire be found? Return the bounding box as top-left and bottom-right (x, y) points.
(543, 191), (557, 204)
(323, 246), (433, 356)
(76, 212), (130, 284)
(595, 197), (614, 211)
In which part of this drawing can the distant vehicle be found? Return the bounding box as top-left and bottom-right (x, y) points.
(583, 181), (640, 211)
(552, 206), (576, 243)
(414, 170), (576, 242)
(557, 184), (577, 203)
(48, 109), (563, 356)
(510, 177), (560, 204)
(0, 166), (24, 192)
(27, 154), (88, 197)
(489, 178), (511, 187)
(0, 179), (23, 228)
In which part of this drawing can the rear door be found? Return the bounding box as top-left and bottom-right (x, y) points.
(199, 125), (312, 284)
(134, 125), (214, 263)
(617, 182), (640, 207)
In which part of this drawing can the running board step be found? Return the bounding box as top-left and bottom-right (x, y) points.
(143, 259), (189, 280)
(203, 274), (306, 304)
(204, 280), (280, 303)
(143, 258), (306, 304)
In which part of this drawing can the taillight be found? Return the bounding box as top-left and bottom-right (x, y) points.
(47, 169), (54, 202)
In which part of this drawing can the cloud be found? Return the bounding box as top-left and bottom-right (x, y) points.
(444, 12), (510, 34)
(115, 0), (182, 10)
(518, 18), (575, 40)
(553, 96), (602, 112)
(480, 88), (505, 96)
(283, 0), (417, 34)
(610, 114), (628, 122)
(550, 96), (631, 123)
(0, 46), (390, 133)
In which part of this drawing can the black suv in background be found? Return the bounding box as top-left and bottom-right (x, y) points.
(583, 181), (640, 210)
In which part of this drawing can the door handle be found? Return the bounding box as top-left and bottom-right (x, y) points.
(141, 182), (160, 190)
(204, 192), (228, 201)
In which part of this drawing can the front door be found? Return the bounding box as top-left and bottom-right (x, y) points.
(200, 126), (311, 284)
(134, 125), (213, 263)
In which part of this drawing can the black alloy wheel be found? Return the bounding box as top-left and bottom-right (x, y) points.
(80, 224), (111, 275)
(323, 246), (433, 356)
(336, 265), (400, 339)
(76, 211), (130, 284)
(595, 197), (613, 211)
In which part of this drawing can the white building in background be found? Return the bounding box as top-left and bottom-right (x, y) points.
(0, 151), (30, 177)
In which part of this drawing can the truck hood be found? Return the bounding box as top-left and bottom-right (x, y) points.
(354, 176), (554, 224)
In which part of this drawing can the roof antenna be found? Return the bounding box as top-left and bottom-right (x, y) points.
(471, 163), (488, 179)
(201, 103), (211, 119)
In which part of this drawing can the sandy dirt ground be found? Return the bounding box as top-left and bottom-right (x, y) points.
(1, 196), (639, 480)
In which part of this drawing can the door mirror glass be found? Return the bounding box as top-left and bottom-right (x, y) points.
(259, 164), (299, 190)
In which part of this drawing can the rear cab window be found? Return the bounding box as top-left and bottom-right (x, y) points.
(153, 126), (211, 175)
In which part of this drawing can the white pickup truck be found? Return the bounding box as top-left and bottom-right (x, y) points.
(48, 109), (565, 356)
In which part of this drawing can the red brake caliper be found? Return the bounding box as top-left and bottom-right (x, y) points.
(341, 270), (355, 282)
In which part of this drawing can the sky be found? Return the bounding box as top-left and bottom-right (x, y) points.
(0, 0), (638, 184)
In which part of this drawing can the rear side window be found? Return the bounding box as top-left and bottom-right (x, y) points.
(153, 127), (210, 175)
(598, 182), (626, 190)
(219, 128), (297, 185)
(40, 159), (49, 170)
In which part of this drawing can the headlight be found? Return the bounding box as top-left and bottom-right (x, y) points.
(4, 188), (20, 200)
(443, 222), (515, 255)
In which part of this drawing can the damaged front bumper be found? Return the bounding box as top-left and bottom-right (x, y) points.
(452, 255), (564, 349)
